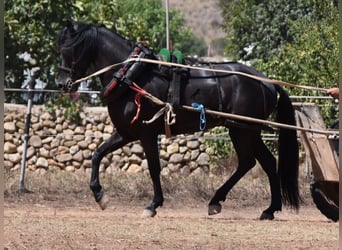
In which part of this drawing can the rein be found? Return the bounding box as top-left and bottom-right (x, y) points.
(69, 57), (329, 93)
(67, 54), (337, 136)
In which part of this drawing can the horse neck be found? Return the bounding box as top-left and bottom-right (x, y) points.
(94, 28), (134, 86)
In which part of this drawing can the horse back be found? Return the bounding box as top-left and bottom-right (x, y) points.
(182, 62), (278, 119)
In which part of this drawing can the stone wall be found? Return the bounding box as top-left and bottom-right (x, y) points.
(4, 104), (211, 176)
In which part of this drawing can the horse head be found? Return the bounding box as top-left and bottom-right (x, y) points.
(56, 20), (98, 93)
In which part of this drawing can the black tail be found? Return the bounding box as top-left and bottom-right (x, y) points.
(275, 85), (301, 210)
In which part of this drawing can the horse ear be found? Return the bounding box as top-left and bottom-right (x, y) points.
(66, 19), (75, 31)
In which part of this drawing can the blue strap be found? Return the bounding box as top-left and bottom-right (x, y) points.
(191, 103), (206, 131)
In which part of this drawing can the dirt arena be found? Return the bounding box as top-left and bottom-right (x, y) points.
(4, 189), (339, 250)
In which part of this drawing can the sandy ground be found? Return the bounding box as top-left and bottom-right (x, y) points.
(4, 198), (339, 250)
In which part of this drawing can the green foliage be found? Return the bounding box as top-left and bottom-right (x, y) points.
(45, 95), (83, 124)
(253, 3), (338, 123)
(5, 0), (206, 104)
(220, 0), (339, 123)
(205, 127), (235, 161)
(5, 0), (71, 102)
(220, 0), (330, 61)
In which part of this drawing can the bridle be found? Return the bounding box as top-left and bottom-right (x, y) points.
(58, 62), (76, 92)
(58, 24), (98, 92)
(58, 65), (72, 74)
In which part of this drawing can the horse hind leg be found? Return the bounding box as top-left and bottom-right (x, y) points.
(90, 132), (130, 210)
(254, 137), (281, 220)
(208, 128), (257, 216)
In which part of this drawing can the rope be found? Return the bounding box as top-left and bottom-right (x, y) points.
(73, 61), (124, 85)
(67, 57), (336, 136)
(180, 105), (338, 136)
(191, 103), (206, 131)
(70, 57), (329, 93)
(125, 80), (338, 136)
(125, 58), (329, 93)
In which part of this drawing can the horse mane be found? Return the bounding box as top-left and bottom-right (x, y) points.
(58, 21), (135, 62)
(59, 22), (100, 63)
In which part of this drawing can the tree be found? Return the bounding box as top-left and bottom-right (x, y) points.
(5, 0), (72, 103)
(5, 0), (206, 103)
(220, 0), (326, 61)
(220, 0), (338, 122)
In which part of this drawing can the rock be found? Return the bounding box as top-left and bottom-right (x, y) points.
(104, 125), (113, 134)
(50, 139), (61, 148)
(88, 143), (97, 151)
(55, 153), (72, 163)
(122, 146), (131, 156)
(141, 159), (148, 170)
(131, 144), (144, 155)
(4, 122), (16, 133)
(39, 147), (50, 158)
(42, 137), (53, 144)
(4, 142), (17, 154)
(159, 149), (169, 160)
(169, 153), (184, 164)
(43, 120), (55, 128)
(161, 167), (171, 176)
(197, 152), (209, 166)
(16, 121), (25, 130)
(26, 147), (35, 159)
(83, 160), (92, 168)
(167, 143), (179, 154)
(36, 157), (49, 168)
(65, 166), (75, 172)
(78, 141), (89, 149)
(72, 150), (83, 162)
(187, 140), (200, 149)
(179, 146), (188, 154)
(55, 124), (63, 132)
(126, 164), (143, 174)
(82, 149), (92, 159)
(128, 154), (142, 165)
(97, 123), (105, 132)
(69, 145), (79, 155)
(41, 112), (52, 120)
(75, 126), (85, 134)
(73, 135), (85, 142)
(29, 135), (42, 148)
(191, 149), (200, 161)
(48, 159), (64, 168)
(6, 153), (21, 164)
(168, 163), (181, 172)
(183, 151), (191, 161)
(64, 140), (76, 147)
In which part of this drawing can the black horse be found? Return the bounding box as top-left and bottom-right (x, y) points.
(57, 21), (300, 220)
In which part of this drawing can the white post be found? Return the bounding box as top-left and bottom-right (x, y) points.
(165, 0), (170, 50)
(19, 67), (39, 192)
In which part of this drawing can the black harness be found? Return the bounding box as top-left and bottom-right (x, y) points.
(100, 42), (154, 105)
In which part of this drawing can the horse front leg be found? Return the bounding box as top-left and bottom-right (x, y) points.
(140, 135), (164, 217)
(90, 132), (130, 210)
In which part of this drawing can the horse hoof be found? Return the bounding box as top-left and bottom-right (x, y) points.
(208, 204), (222, 215)
(97, 193), (109, 210)
(141, 208), (157, 218)
(259, 212), (274, 220)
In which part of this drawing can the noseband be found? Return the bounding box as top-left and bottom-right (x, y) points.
(58, 65), (72, 73)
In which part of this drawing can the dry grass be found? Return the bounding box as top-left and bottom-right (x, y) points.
(4, 159), (313, 209)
